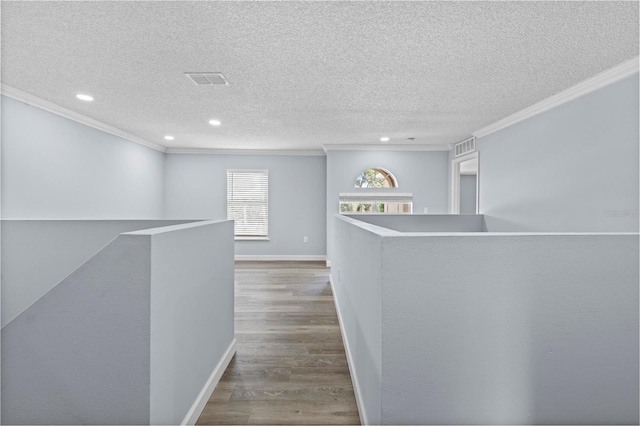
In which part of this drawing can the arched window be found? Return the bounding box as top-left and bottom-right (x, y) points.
(341, 168), (410, 214)
(354, 168), (398, 188)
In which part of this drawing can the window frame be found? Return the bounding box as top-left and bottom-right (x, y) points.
(338, 192), (414, 215)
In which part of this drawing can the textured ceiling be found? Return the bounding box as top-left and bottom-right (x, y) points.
(2, 1), (638, 151)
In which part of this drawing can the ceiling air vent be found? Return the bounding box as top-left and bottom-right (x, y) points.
(454, 137), (476, 157)
(185, 72), (230, 86)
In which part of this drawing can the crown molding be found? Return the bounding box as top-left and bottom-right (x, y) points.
(322, 143), (451, 152)
(166, 148), (326, 156)
(473, 56), (639, 139)
(1, 84), (167, 153)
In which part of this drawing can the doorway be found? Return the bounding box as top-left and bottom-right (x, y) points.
(450, 153), (479, 214)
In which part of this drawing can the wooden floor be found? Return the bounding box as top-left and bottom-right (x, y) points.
(196, 261), (360, 425)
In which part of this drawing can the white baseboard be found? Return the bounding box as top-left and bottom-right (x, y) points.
(326, 260), (332, 267)
(181, 338), (237, 425)
(329, 275), (368, 426)
(235, 255), (326, 262)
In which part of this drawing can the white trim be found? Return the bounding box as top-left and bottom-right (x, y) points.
(473, 56), (639, 138)
(323, 143), (450, 152)
(227, 168), (269, 173)
(450, 152), (479, 214)
(234, 255), (327, 262)
(167, 148), (326, 156)
(180, 338), (237, 425)
(339, 192), (413, 199)
(329, 275), (367, 426)
(1, 84), (167, 153)
(326, 260), (331, 268)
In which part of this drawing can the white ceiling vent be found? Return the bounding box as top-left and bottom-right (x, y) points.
(454, 137), (476, 157)
(185, 72), (230, 86)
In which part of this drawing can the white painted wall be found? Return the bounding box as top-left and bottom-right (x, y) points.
(330, 214), (487, 423)
(474, 74), (639, 232)
(1, 220), (236, 425)
(381, 232), (639, 424)
(147, 221), (235, 425)
(164, 153), (326, 257)
(1, 219), (194, 327)
(2, 234), (153, 425)
(326, 150), (449, 261)
(330, 215), (384, 425)
(330, 215), (639, 425)
(1, 96), (165, 219)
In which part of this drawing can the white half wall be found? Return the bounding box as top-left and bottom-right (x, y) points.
(1, 220), (236, 425)
(1, 219), (195, 327)
(381, 232), (639, 424)
(1, 234), (153, 425)
(330, 216), (387, 425)
(145, 221), (235, 425)
(331, 215), (639, 425)
(1, 96), (165, 219)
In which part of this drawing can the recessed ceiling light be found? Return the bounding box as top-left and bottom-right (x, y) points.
(76, 93), (94, 102)
(380, 137), (390, 142)
(209, 119), (221, 126)
(164, 135), (175, 141)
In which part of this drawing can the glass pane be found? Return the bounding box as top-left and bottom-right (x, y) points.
(355, 203), (372, 213)
(354, 168), (397, 188)
(340, 202), (354, 213)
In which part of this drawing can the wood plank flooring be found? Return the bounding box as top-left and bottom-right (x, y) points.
(196, 261), (360, 425)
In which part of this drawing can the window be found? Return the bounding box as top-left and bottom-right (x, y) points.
(344, 168), (408, 214)
(355, 168), (398, 188)
(339, 193), (413, 214)
(227, 170), (268, 239)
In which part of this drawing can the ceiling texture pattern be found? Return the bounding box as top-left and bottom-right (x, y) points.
(1, 1), (638, 152)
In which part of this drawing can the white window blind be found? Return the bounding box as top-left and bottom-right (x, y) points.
(227, 170), (269, 237)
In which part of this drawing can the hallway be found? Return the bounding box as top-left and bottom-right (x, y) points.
(196, 261), (360, 425)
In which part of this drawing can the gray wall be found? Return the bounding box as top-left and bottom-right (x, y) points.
(2, 234), (153, 425)
(1, 219), (194, 327)
(1, 96), (165, 219)
(326, 150), (449, 261)
(164, 153), (326, 257)
(460, 174), (477, 214)
(330, 215), (385, 425)
(330, 215), (639, 424)
(147, 221), (235, 425)
(2, 220), (235, 425)
(475, 75), (639, 232)
(381, 232), (639, 424)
